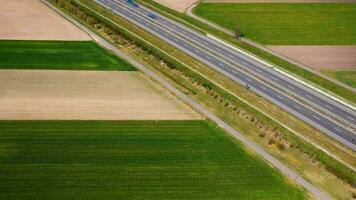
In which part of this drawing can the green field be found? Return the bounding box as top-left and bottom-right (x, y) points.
(0, 120), (306, 199)
(0, 40), (136, 70)
(194, 3), (356, 45)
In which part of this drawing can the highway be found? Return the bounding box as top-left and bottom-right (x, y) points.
(95, 0), (356, 150)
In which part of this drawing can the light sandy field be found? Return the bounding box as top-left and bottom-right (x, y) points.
(0, 0), (90, 40)
(0, 70), (201, 120)
(203, 0), (356, 3)
(267, 46), (356, 70)
(154, 0), (198, 12)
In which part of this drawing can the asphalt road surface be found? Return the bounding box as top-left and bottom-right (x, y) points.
(95, 0), (356, 150)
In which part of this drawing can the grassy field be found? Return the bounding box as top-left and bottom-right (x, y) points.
(0, 120), (306, 199)
(194, 3), (356, 45)
(0, 40), (136, 71)
(322, 70), (356, 88)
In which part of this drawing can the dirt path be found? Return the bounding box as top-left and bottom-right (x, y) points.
(0, 70), (201, 120)
(0, 0), (90, 40)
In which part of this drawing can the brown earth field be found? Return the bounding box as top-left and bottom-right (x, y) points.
(0, 70), (201, 120)
(0, 0), (91, 40)
(267, 46), (356, 71)
(202, 0), (356, 3)
(154, 0), (198, 12)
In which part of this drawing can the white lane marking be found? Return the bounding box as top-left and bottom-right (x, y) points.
(218, 62), (224, 67)
(325, 104), (334, 110)
(287, 85), (295, 90)
(271, 77), (278, 81)
(293, 104), (301, 110)
(333, 126), (341, 132)
(261, 86), (267, 91)
(346, 116), (355, 121)
(246, 78), (251, 82)
(306, 94), (314, 99)
(232, 70), (238, 75)
(277, 95), (284, 100)
(312, 115), (320, 121)
(256, 68), (262, 73)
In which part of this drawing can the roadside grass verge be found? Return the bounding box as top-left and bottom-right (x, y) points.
(49, 0), (355, 199)
(193, 3), (356, 45)
(322, 70), (356, 88)
(0, 120), (307, 200)
(137, 0), (356, 104)
(0, 40), (136, 71)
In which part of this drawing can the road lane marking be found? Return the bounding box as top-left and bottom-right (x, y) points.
(333, 127), (342, 132)
(312, 115), (320, 121)
(287, 85), (295, 90)
(277, 95), (284, 100)
(346, 116), (354, 121)
(306, 94), (314, 99)
(293, 104), (301, 110)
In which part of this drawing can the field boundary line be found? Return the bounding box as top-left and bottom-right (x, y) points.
(42, 1), (335, 199)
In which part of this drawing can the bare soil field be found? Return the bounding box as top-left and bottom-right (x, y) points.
(0, 70), (200, 120)
(202, 0), (356, 3)
(0, 0), (90, 40)
(154, 0), (198, 12)
(267, 46), (356, 70)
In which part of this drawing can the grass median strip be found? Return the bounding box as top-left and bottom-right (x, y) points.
(0, 120), (307, 200)
(0, 40), (136, 71)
